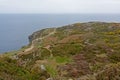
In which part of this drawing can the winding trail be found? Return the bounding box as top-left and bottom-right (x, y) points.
(22, 28), (56, 54)
(24, 45), (34, 52)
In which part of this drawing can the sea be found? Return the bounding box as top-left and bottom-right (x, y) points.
(0, 14), (120, 53)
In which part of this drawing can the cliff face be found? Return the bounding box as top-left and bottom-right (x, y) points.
(1, 22), (120, 80)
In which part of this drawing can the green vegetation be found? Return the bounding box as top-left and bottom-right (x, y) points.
(1, 22), (120, 80)
(55, 56), (72, 63)
(52, 43), (83, 56)
(46, 65), (57, 78)
(0, 57), (32, 80)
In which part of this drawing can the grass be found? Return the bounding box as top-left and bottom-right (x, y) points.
(45, 64), (58, 78)
(0, 57), (34, 80)
(55, 56), (72, 64)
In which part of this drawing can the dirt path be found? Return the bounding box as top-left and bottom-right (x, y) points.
(23, 28), (56, 53)
(24, 45), (34, 52)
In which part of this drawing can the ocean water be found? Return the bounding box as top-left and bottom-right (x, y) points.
(0, 14), (120, 53)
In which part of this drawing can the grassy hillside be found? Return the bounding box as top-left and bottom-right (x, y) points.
(1, 22), (120, 80)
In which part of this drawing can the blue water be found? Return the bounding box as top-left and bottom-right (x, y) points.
(0, 14), (120, 53)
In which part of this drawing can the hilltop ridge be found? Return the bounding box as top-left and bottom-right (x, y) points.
(1, 22), (120, 80)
